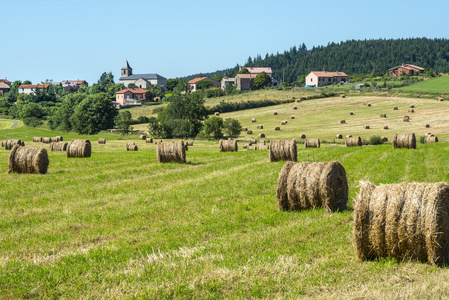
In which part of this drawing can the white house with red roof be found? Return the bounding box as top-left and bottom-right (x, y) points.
(115, 88), (148, 107)
(187, 77), (220, 93)
(18, 84), (50, 95)
(305, 71), (348, 87)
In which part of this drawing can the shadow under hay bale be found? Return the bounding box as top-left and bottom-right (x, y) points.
(42, 138), (51, 144)
(157, 141), (186, 163)
(219, 139), (238, 152)
(258, 133), (265, 138)
(139, 135), (147, 140)
(304, 138), (320, 148)
(276, 161), (348, 212)
(380, 114), (386, 118)
(269, 139), (297, 162)
(345, 136), (362, 147)
(126, 142), (138, 151)
(335, 134), (343, 139)
(98, 138), (106, 144)
(353, 181), (449, 266)
(8, 145), (49, 174)
(4, 139), (23, 150)
(67, 139), (92, 157)
(50, 142), (68, 151)
(275, 127), (280, 131)
(257, 125), (264, 129)
(33, 137), (42, 143)
(424, 135), (438, 143)
(403, 116), (410, 122)
(393, 133), (416, 149)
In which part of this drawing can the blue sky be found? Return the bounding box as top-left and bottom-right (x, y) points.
(1, 0), (448, 84)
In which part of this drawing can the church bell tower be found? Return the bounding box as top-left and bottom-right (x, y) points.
(121, 60), (132, 77)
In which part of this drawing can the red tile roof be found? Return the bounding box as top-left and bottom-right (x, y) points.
(0, 82), (10, 89)
(0, 79), (11, 84)
(19, 84), (50, 88)
(188, 77), (209, 84)
(310, 71), (348, 77)
(116, 88), (147, 94)
(241, 67), (272, 74)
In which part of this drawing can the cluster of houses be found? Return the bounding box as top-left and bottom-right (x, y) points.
(1, 62), (426, 108)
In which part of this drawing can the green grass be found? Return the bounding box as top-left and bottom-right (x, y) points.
(398, 76), (449, 93)
(2, 127), (449, 297)
(0, 119), (22, 130)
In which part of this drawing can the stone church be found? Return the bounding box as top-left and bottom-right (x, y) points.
(119, 60), (167, 90)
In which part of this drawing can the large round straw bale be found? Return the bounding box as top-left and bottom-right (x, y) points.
(33, 137), (42, 143)
(154, 139), (163, 144)
(257, 125), (264, 129)
(185, 141), (193, 146)
(425, 132), (432, 136)
(98, 138), (106, 144)
(1, 140), (5, 147)
(251, 118), (256, 123)
(295, 98), (301, 103)
(345, 136), (362, 147)
(273, 112), (278, 115)
(126, 142), (138, 151)
(341, 94), (346, 98)
(269, 139), (297, 162)
(8, 145), (49, 174)
(299, 134), (306, 139)
(345, 135), (352, 139)
(340, 120), (346, 124)
(384, 126), (389, 130)
(42, 137), (51, 144)
(410, 104), (415, 108)
(56, 136), (63, 141)
(50, 142), (68, 151)
(349, 111), (354, 115)
(293, 106), (297, 110)
(367, 103), (371, 107)
(304, 138), (320, 148)
(67, 139), (92, 157)
(425, 124), (430, 128)
(4, 139), (23, 150)
(393, 133), (416, 149)
(364, 125), (370, 129)
(258, 145), (269, 150)
(247, 145), (258, 151)
(139, 135), (147, 140)
(214, 112), (220, 116)
(403, 116), (410, 122)
(258, 133), (265, 138)
(277, 161), (348, 212)
(218, 139), (238, 152)
(408, 109), (415, 113)
(440, 98), (444, 101)
(363, 102), (368, 106)
(281, 120), (288, 125)
(380, 114), (386, 118)
(290, 115), (295, 119)
(247, 130), (253, 134)
(275, 127), (280, 131)
(157, 141), (186, 163)
(335, 134), (343, 139)
(353, 181), (449, 266)
(258, 140), (266, 145)
(393, 107), (398, 110)
(424, 135), (438, 143)
(50, 137), (59, 143)
(250, 138), (257, 144)
(241, 127), (248, 132)
(243, 142), (250, 149)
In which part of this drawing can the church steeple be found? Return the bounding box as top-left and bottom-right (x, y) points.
(121, 60), (132, 77)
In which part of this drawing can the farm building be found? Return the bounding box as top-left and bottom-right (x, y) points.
(235, 73), (256, 91)
(188, 77), (220, 93)
(119, 60), (167, 90)
(238, 67), (279, 86)
(115, 88), (147, 107)
(388, 64), (424, 76)
(0, 79), (11, 95)
(18, 84), (50, 95)
(305, 71), (348, 87)
(221, 77), (235, 90)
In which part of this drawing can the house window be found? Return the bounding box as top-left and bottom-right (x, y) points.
(310, 78), (313, 82)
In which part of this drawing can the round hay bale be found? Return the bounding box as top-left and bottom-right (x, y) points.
(1, 140), (5, 147)
(251, 118), (256, 123)
(126, 142), (138, 151)
(4, 139), (23, 150)
(290, 115), (295, 119)
(424, 135), (438, 143)
(367, 103), (371, 107)
(21, 141), (25, 146)
(335, 134), (343, 139)
(243, 142), (250, 149)
(304, 138), (320, 148)
(293, 106), (297, 110)
(247, 130), (253, 134)
(363, 102), (368, 106)
(145, 138), (153, 143)
(425, 124), (430, 128)
(345, 135), (352, 139)
(154, 140), (163, 144)
(157, 141), (186, 163)
(214, 112), (220, 116)
(42, 137), (51, 144)
(384, 126), (389, 130)
(50, 137), (59, 143)
(408, 109), (415, 113)
(273, 112), (278, 115)
(218, 139), (238, 152)
(258, 140), (266, 145)
(269, 139), (297, 162)
(8, 145), (49, 174)
(139, 135), (147, 140)
(299, 134), (306, 139)
(274, 127), (280, 131)
(67, 139), (92, 157)
(345, 136), (362, 147)
(185, 141), (193, 146)
(440, 98), (444, 101)
(247, 145), (258, 151)
(380, 114), (386, 118)
(425, 132), (433, 136)
(381, 137), (388, 143)
(56, 136), (63, 142)
(33, 137), (42, 143)
(403, 116), (410, 122)
(258, 145), (269, 150)
(50, 142), (68, 151)
(281, 120), (288, 125)
(393, 133), (416, 149)
(364, 125), (370, 129)
(410, 104), (415, 108)
(341, 94), (346, 98)
(98, 138), (106, 144)
(277, 161), (348, 212)
(295, 98), (301, 103)
(250, 138), (257, 144)
(241, 127), (248, 131)
(257, 125), (264, 129)
(340, 120), (346, 124)
(349, 111), (354, 115)
(393, 107), (398, 110)
(353, 181), (449, 266)
(258, 133), (265, 138)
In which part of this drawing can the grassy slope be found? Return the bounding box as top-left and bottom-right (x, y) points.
(398, 76), (449, 93)
(1, 95), (449, 298)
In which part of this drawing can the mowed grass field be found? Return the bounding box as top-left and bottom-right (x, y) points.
(2, 95), (449, 298)
(398, 76), (449, 94)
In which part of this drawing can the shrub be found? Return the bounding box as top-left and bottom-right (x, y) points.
(203, 116), (224, 139)
(136, 116), (149, 124)
(223, 118), (242, 138)
(368, 135), (383, 145)
(419, 136), (425, 144)
(23, 117), (43, 127)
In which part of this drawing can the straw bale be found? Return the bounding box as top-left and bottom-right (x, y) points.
(98, 138), (106, 144)
(42, 137), (51, 143)
(247, 146), (258, 151)
(243, 143), (250, 149)
(380, 114), (386, 118)
(33, 137), (42, 143)
(67, 139), (92, 157)
(56, 136), (63, 141)
(281, 120), (288, 125)
(335, 134), (343, 139)
(304, 138), (320, 148)
(349, 111), (354, 115)
(364, 125), (370, 129)
(241, 127), (248, 131)
(258, 145), (269, 150)
(126, 142), (138, 151)
(384, 126), (389, 130)
(393, 107), (398, 110)
(185, 141), (193, 146)
(424, 135), (438, 143)
(258, 140), (266, 145)
(139, 135), (147, 140)
(341, 94), (346, 98)
(8, 145), (49, 174)
(340, 120), (346, 124)
(425, 124), (430, 128)
(258, 133), (265, 138)
(145, 138), (152, 143)
(214, 112), (220, 116)
(154, 140), (163, 144)
(273, 112), (278, 115)
(410, 104), (415, 108)
(329, 144), (337, 147)
(251, 118), (256, 123)
(218, 139), (238, 152)
(367, 103), (371, 107)
(292, 107), (297, 110)
(295, 98), (301, 103)
(363, 102), (368, 106)
(50, 142), (68, 151)
(290, 115), (295, 119)
(440, 98), (444, 101)
(299, 134), (306, 139)
(353, 181), (449, 266)
(393, 133), (416, 149)
(157, 141), (186, 163)
(269, 139), (297, 162)
(408, 109), (415, 113)
(247, 130), (253, 134)
(278, 161), (348, 212)
(345, 135), (352, 139)
(274, 127), (280, 131)
(403, 116), (410, 122)
(4, 139), (23, 150)
(257, 125), (264, 129)
(250, 138), (257, 144)
(425, 132), (432, 136)
(50, 137), (59, 143)
(345, 136), (362, 147)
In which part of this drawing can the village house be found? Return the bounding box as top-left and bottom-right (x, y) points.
(187, 77), (220, 93)
(305, 71), (348, 87)
(115, 88), (147, 107)
(239, 67), (280, 86)
(221, 77), (235, 90)
(18, 84), (50, 95)
(0, 79), (11, 95)
(388, 64), (424, 76)
(119, 60), (167, 90)
(235, 73), (257, 91)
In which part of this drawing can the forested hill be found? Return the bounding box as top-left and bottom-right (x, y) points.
(182, 38), (449, 83)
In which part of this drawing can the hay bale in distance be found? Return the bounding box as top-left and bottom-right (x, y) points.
(424, 135), (438, 143)
(335, 134), (343, 139)
(380, 114), (386, 118)
(258, 133), (265, 138)
(56, 136), (63, 142)
(273, 112), (278, 115)
(293, 106), (297, 110)
(393, 107), (398, 110)
(243, 142), (250, 149)
(157, 141), (186, 163)
(425, 124), (430, 128)
(290, 115), (295, 119)
(393, 133), (416, 149)
(98, 138), (106, 144)
(277, 161), (348, 212)
(257, 125), (264, 129)
(341, 94), (346, 98)
(258, 140), (266, 145)
(295, 98), (301, 103)
(50, 142), (68, 151)
(345, 136), (362, 147)
(250, 138), (257, 144)
(408, 109), (415, 113)
(247, 145), (258, 151)
(139, 135), (147, 140)
(410, 104), (415, 108)
(247, 130), (253, 134)
(33, 137), (42, 143)
(145, 138), (153, 143)
(367, 103), (371, 107)
(281, 120), (288, 125)
(364, 125), (370, 129)
(50, 137), (59, 143)
(154, 139), (163, 144)
(241, 127), (248, 131)
(251, 118), (256, 123)
(214, 112), (220, 116)
(185, 141), (193, 146)
(403, 116), (410, 122)
(269, 139), (297, 162)
(353, 181), (449, 266)
(349, 112), (354, 115)
(383, 125), (389, 130)
(340, 120), (346, 124)
(67, 139), (92, 157)
(42, 137), (51, 144)
(258, 145), (269, 150)
(274, 127), (280, 131)
(126, 142), (138, 151)
(4, 139), (23, 150)
(299, 134), (306, 139)
(304, 138), (320, 148)
(8, 145), (49, 174)
(218, 139), (238, 152)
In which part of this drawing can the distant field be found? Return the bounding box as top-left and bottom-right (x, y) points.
(0, 119), (21, 130)
(398, 76), (449, 93)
